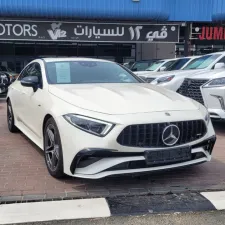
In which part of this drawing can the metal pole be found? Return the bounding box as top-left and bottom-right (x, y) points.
(184, 23), (190, 56)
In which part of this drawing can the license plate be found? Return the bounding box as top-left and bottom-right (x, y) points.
(144, 147), (191, 166)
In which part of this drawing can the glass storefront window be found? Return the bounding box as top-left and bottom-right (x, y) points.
(0, 42), (136, 73)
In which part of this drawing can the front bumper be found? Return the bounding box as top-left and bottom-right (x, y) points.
(201, 86), (225, 120)
(56, 110), (216, 179)
(71, 135), (216, 179)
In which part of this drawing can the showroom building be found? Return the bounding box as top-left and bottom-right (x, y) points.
(0, 0), (225, 73)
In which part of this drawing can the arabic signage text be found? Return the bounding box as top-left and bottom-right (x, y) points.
(0, 21), (179, 43)
(191, 24), (225, 41)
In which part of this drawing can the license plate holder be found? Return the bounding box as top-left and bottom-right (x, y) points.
(144, 147), (191, 166)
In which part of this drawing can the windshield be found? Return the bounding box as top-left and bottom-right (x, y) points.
(146, 61), (165, 71)
(165, 58), (190, 71)
(45, 61), (141, 84)
(130, 61), (150, 71)
(183, 54), (221, 70)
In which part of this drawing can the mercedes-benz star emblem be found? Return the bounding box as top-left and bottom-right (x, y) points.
(162, 125), (180, 146)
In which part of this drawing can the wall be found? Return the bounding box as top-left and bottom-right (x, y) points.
(1, 0), (225, 22)
(136, 43), (175, 60)
(0, 0), (169, 20)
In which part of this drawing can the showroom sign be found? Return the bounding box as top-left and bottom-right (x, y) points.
(0, 20), (179, 43)
(191, 24), (225, 40)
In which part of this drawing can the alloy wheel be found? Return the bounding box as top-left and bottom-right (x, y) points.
(7, 103), (12, 127)
(45, 124), (60, 172)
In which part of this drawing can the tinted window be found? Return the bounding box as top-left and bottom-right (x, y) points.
(18, 65), (31, 80)
(218, 56), (225, 64)
(146, 61), (165, 71)
(183, 54), (221, 70)
(165, 58), (190, 71)
(130, 62), (150, 71)
(161, 60), (176, 71)
(18, 63), (42, 86)
(45, 61), (140, 84)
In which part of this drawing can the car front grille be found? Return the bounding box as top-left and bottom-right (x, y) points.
(117, 120), (207, 148)
(139, 76), (155, 83)
(177, 78), (209, 105)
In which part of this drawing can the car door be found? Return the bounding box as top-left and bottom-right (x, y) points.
(9, 64), (31, 121)
(19, 62), (46, 140)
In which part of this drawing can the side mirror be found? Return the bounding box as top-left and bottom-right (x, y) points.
(214, 62), (225, 69)
(159, 66), (166, 71)
(21, 76), (39, 92)
(131, 68), (137, 71)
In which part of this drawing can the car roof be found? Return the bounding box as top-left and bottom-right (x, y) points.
(42, 57), (113, 63)
(205, 51), (225, 55)
(134, 59), (159, 62)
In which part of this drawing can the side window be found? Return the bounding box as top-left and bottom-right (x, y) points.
(212, 56), (225, 69)
(27, 63), (43, 88)
(18, 63), (43, 88)
(218, 56), (225, 64)
(17, 65), (31, 81)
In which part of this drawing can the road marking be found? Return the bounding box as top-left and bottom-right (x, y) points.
(201, 191), (225, 210)
(0, 198), (110, 224)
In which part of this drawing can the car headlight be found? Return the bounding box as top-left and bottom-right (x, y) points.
(204, 77), (225, 88)
(156, 75), (175, 84)
(63, 114), (114, 137)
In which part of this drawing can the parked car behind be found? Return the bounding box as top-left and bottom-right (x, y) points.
(134, 58), (177, 77)
(0, 72), (10, 97)
(142, 52), (225, 91)
(130, 59), (158, 72)
(177, 68), (225, 120)
(136, 56), (198, 83)
(0, 66), (19, 81)
(123, 61), (134, 69)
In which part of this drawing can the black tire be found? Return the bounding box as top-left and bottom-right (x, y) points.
(7, 99), (19, 133)
(44, 117), (65, 178)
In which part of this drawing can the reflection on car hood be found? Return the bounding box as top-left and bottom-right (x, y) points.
(188, 68), (225, 80)
(49, 83), (199, 115)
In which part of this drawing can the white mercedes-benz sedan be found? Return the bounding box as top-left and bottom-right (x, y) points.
(6, 58), (216, 179)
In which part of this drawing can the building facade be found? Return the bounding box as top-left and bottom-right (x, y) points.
(1, 0), (225, 73)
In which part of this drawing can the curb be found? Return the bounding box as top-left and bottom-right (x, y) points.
(0, 191), (225, 224)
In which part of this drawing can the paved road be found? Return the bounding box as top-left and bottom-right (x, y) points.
(9, 211), (225, 225)
(1, 100), (225, 200)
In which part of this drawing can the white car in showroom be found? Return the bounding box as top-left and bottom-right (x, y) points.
(133, 58), (177, 76)
(140, 52), (225, 91)
(177, 68), (225, 120)
(7, 58), (216, 179)
(134, 56), (199, 81)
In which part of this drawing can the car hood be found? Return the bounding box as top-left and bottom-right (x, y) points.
(48, 83), (199, 115)
(188, 68), (225, 80)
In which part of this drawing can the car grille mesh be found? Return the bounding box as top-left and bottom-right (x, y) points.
(177, 78), (209, 105)
(117, 120), (207, 148)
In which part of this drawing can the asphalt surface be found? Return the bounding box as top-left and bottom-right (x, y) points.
(8, 211), (225, 225)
